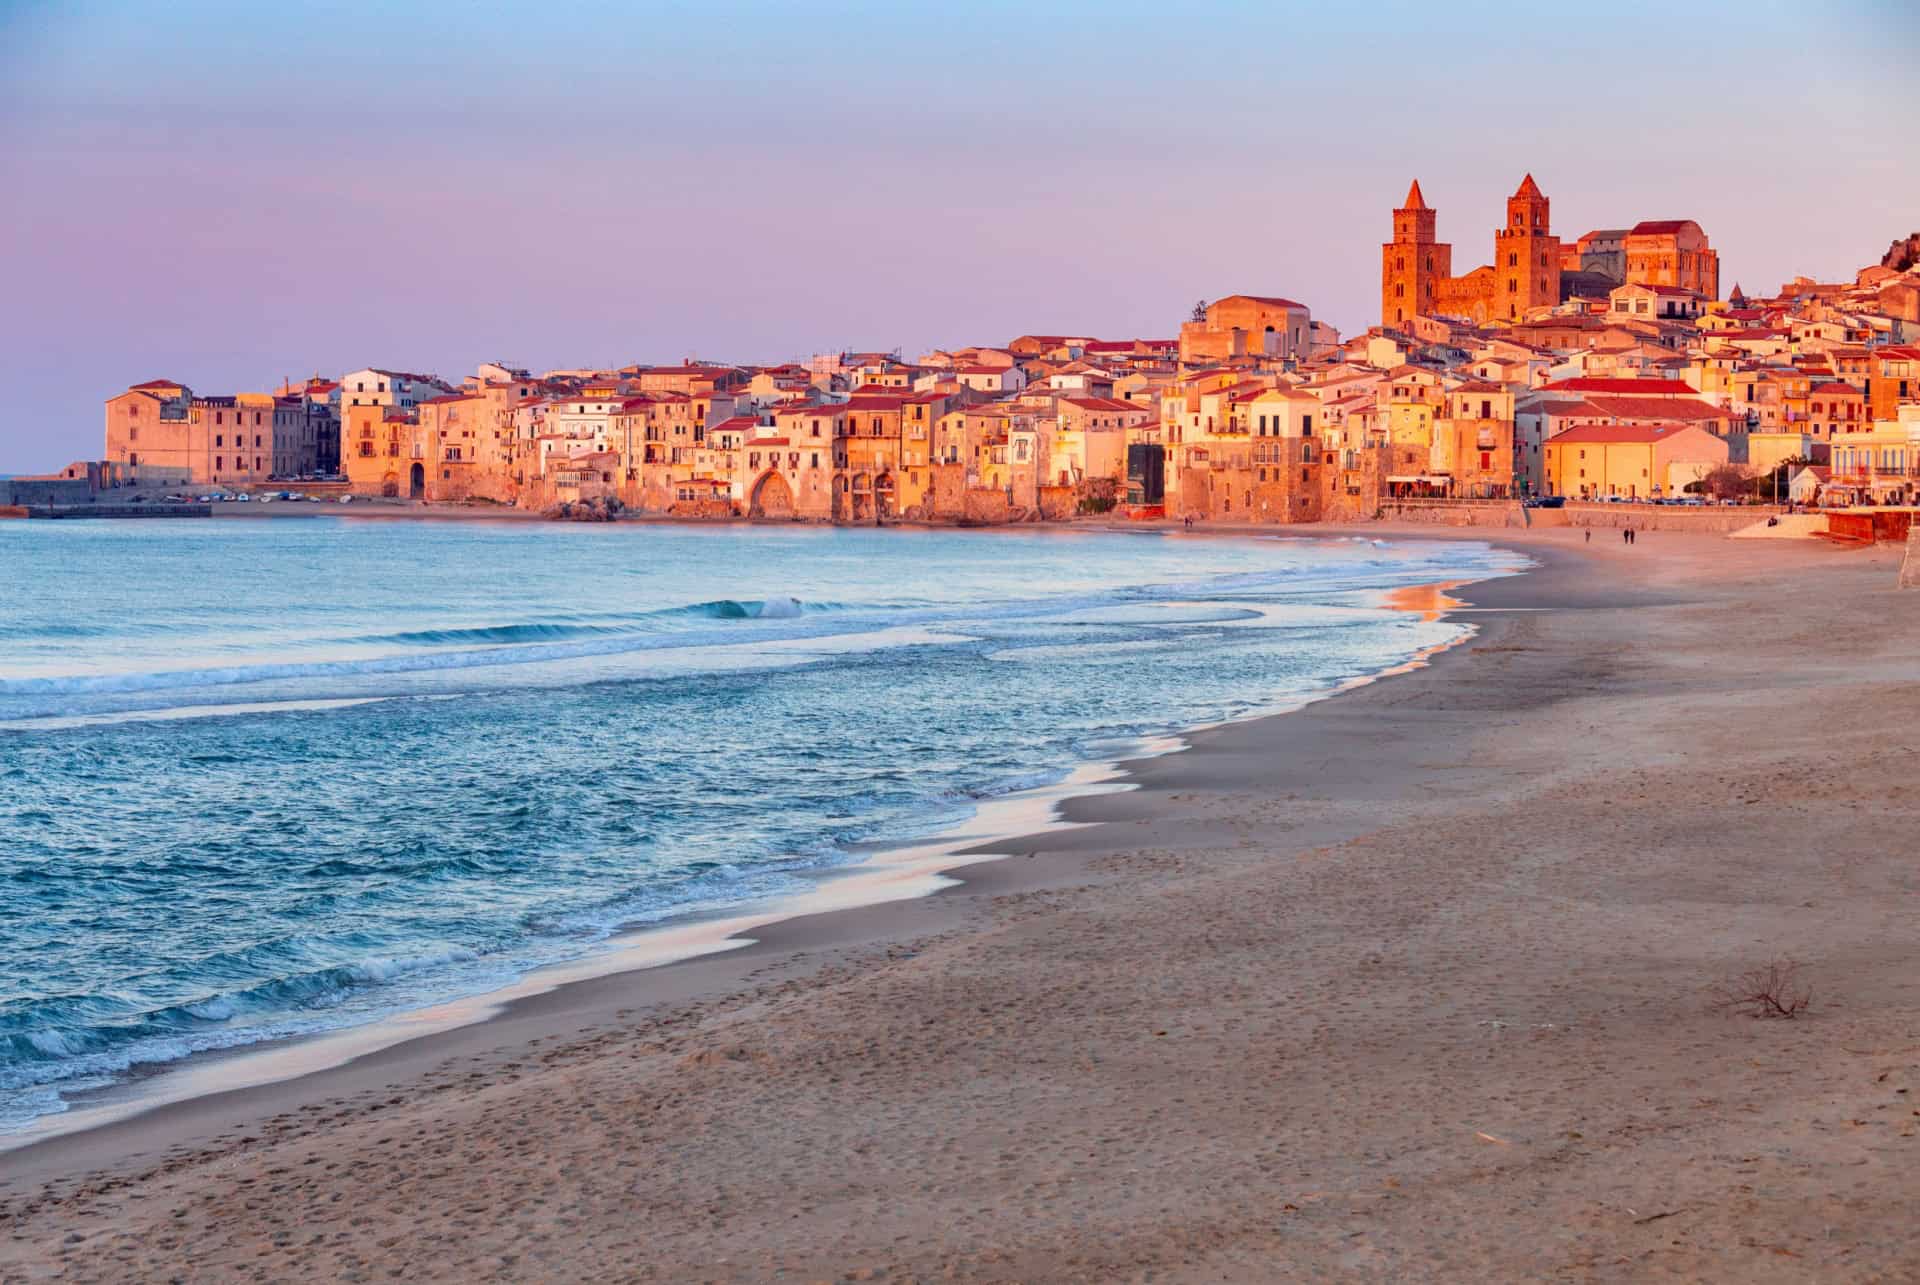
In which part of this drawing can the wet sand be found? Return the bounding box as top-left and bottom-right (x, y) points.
(4, 527), (1918, 1282)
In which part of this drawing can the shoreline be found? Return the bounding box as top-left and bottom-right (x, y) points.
(0, 540), (1513, 1161)
(7, 527), (1917, 1282)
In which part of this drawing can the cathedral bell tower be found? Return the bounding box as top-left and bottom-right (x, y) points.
(1493, 174), (1561, 320)
(1381, 180), (1453, 328)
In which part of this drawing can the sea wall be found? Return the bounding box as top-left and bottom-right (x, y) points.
(1375, 499), (1785, 534)
(0, 476), (95, 507)
(1376, 500), (1530, 528)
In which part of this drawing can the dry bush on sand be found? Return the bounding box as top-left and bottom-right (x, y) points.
(1710, 958), (1812, 1019)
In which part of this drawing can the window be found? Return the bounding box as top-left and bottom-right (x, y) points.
(129, 427), (138, 441)
(216, 456), (224, 471)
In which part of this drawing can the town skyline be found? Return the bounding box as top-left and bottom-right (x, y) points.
(5, 0), (1919, 471)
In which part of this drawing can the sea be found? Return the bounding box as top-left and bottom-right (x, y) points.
(0, 518), (1525, 1131)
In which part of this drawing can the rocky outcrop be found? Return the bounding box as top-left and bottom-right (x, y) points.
(1882, 233), (1920, 273)
(544, 496), (624, 522)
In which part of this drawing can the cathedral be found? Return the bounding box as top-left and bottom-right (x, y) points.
(1381, 176), (1722, 328)
(1381, 175), (1561, 328)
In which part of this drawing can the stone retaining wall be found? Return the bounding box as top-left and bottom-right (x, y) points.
(1377, 500), (1785, 534)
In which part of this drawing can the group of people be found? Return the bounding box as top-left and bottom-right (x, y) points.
(1583, 526), (1639, 544)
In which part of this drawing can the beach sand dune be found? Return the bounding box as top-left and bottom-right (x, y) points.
(3, 529), (1918, 1282)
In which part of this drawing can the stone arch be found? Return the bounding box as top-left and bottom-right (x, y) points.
(749, 469), (794, 518)
(872, 471), (896, 519)
(408, 462), (425, 499)
(381, 472), (399, 498)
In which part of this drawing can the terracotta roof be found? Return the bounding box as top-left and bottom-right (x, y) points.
(129, 379), (186, 390)
(1541, 377), (1696, 395)
(1628, 220), (1699, 237)
(1583, 395), (1724, 421)
(1220, 294), (1307, 309)
(1549, 422), (1709, 445)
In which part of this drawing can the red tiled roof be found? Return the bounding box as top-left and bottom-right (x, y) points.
(1549, 422), (1709, 445)
(1541, 377), (1696, 395)
(130, 379), (186, 390)
(1583, 395), (1724, 421)
(1221, 294), (1307, 309)
(1628, 220), (1698, 237)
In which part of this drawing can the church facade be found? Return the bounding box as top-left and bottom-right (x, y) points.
(1381, 175), (1561, 328)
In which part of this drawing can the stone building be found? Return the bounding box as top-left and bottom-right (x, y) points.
(1381, 176), (1561, 326)
(1178, 295), (1313, 366)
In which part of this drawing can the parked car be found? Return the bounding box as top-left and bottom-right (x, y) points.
(338, 495), (354, 504)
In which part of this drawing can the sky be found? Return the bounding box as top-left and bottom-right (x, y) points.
(2, 0), (1917, 470)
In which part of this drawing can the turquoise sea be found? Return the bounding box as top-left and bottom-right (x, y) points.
(0, 519), (1523, 1130)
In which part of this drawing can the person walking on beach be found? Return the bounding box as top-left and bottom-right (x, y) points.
(1585, 529), (1591, 544)
(1622, 526), (1630, 545)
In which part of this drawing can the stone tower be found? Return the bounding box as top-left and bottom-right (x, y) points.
(1494, 174), (1561, 320)
(1381, 180), (1453, 328)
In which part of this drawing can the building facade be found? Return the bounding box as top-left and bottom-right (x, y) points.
(1382, 176), (1561, 327)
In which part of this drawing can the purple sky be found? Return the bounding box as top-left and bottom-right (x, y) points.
(3, 0), (1916, 470)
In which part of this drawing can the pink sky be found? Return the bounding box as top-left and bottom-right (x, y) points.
(2, 0), (1916, 470)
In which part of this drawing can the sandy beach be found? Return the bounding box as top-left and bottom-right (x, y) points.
(4, 526), (1918, 1283)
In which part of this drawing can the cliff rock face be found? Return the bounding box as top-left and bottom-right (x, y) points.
(1884, 233), (1920, 273)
